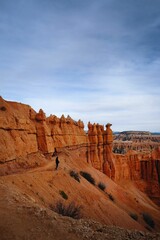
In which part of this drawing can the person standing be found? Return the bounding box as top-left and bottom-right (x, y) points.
(55, 156), (60, 170)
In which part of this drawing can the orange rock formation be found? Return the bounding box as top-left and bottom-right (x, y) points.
(0, 96), (160, 205)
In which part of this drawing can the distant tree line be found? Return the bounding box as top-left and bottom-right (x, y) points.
(113, 146), (126, 154)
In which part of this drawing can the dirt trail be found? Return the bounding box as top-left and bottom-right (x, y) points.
(28, 160), (54, 173)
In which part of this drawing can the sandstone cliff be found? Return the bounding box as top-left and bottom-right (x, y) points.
(0, 97), (115, 179)
(1, 97), (160, 238)
(0, 96), (87, 163)
(0, 97), (160, 205)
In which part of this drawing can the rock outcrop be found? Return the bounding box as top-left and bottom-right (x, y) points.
(0, 97), (88, 163)
(103, 123), (115, 180)
(0, 97), (160, 205)
(87, 122), (115, 179)
(0, 97), (38, 162)
(113, 150), (160, 205)
(0, 96), (115, 180)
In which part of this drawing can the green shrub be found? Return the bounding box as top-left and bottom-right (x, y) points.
(80, 171), (95, 185)
(129, 213), (138, 221)
(70, 170), (80, 182)
(98, 182), (106, 191)
(51, 201), (82, 219)
(108, 193), (114, 201)
(59, 190), (68, 200)
(142, 213), (155, 228)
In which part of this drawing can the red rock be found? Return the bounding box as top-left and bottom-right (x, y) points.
(0, 97), (160, 205)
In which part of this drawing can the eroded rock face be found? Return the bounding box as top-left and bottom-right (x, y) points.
(87, 122), (116, 179)
(113, 149), (160, 205)
(113, 131), (160, 154)
(103, 123), (115, 180)
(0, 97), (160, 204)
(87, 122), (100, 170)
(0, 97), (88, 162)
(0, 97), (38, 162)
(0, 97), (115, 181)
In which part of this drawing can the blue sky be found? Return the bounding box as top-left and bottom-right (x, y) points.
(0, 0), (160, 131)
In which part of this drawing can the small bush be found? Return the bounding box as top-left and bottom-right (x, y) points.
(108, 193), (114, 202)
(51, 201), (82, 219)
(142, 213), (155, 228)
(80, 171), (95, 185)
(70, 170), (80, 182)
(0, 106), (6, 111)
(129, 213), (138, 221)
(59, 190), (68, 200)
(98, 182), (106, 191)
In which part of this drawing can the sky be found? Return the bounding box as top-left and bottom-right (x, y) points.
(0, 0), (160, 132)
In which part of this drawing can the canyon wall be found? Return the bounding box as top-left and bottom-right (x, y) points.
(0, 97), (160, 203)
(0, 97), (115, 179)
(0, 97), (38, 162)
(0, 97), (87, 163)
(113, 131), (160, 154)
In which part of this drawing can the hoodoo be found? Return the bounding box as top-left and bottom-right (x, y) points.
(0, 96), (160, 205)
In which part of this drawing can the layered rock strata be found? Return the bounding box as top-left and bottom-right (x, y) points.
(113, 131), (160, 154)
(0, 97), (160, 204)
(87, 122), (115, 178)
(0, 97), (87, 163)
(0, 97), (116, 179)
